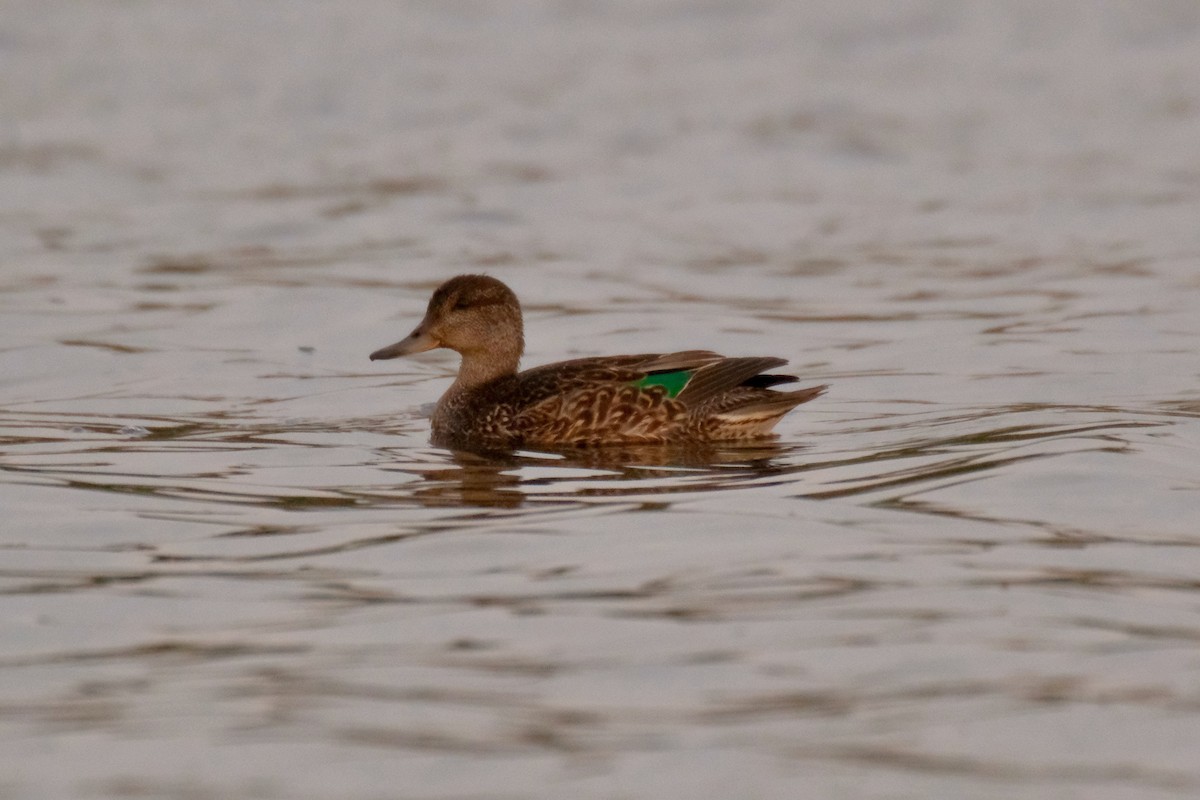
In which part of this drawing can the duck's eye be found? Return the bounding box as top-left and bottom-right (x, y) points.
(452, 297), (471, 310)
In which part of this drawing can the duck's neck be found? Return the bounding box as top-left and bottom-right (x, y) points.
(451, 343), (521, 392)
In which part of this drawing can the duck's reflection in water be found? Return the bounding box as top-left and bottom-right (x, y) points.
(403, 439), (808, 510)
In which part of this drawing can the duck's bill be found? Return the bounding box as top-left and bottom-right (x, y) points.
(369, 326), (439, 360)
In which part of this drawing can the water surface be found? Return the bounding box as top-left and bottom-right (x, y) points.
(3, 3), (1200, 799)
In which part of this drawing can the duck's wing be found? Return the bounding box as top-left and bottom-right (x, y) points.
(628, 350), (724, 373)
(522, 350), (722, 377)
(514, 351), (802, 406)
(673, 356), (790, 405)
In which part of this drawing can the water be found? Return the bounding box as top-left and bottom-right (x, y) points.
(3, 3), (1200, 798)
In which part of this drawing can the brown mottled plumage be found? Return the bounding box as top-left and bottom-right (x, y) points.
(370, 275), (827, 449)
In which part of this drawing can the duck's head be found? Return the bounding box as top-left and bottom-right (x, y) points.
(370, 275), (524, 370)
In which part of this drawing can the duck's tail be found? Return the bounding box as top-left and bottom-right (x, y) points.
(710, 384), (828, 437)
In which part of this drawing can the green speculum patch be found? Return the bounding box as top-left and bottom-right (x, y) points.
(633, 370), (692, 398)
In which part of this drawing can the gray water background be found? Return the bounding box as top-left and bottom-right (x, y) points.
(3, 3), (1200, 798)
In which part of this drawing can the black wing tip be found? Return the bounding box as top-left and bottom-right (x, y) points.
(744, 373), (799, 389)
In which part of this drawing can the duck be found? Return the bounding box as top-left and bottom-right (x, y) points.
(369, 275), (827, 449)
